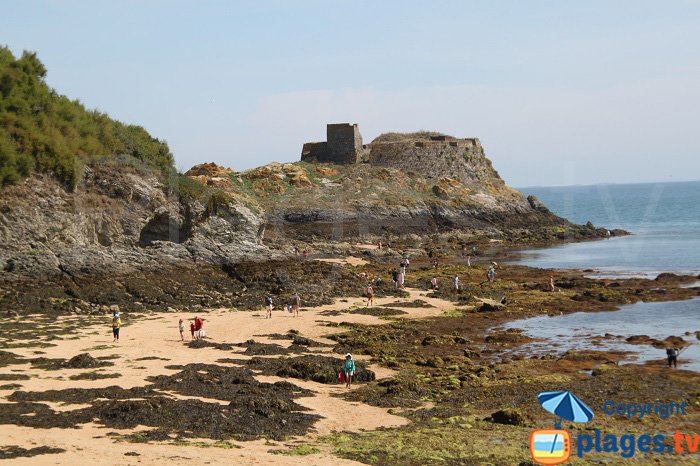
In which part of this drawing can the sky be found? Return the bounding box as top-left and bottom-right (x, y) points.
(2, 0), (699, 187)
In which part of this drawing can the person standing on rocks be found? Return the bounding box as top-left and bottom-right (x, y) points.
(453, 274), (460, 291)
(343, 353), (356, 388)
(366, 284), (374, 307)
(431, 276), (439, 290)
(666, 347), (679, 368)
(111, 312), (121, 342)
(467, 255), (471, 267)
(549, 276), (559, 292)
(487, 266), (496, 283)
(265, 295), (273, 319)
(292, 292), (301, 317)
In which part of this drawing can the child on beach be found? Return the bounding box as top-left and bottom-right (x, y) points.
(189, 322), (195, 339)
(343, 353), (356, 388)
(292, 292), (301, 317)
(111, 312), (121, 342)
(265, 295), (273, 319)
(178, 318), (185, 341)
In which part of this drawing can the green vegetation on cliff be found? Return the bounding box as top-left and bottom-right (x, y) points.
(0, 47), (173, 187)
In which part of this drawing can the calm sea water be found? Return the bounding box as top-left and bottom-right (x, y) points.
(506, 181), (700, 371)
(516, 181), (700, 278)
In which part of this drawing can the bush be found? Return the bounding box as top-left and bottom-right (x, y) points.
(0, 46), (174, 188)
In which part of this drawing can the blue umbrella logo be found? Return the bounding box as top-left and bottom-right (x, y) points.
(538, 390), (594, 429)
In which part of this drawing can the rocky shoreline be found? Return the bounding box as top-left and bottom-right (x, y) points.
(1, 244), (699, 464)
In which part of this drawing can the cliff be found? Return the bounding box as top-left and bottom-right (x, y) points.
(0, 53), (615, 314)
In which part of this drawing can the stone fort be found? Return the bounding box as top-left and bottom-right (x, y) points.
(300, 123), (369, 164)
(300, 123), (503, 186)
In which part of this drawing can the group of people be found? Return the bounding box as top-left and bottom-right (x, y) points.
(264, 292), (301, 318)
(292, 247), (310, 259)
(178, 316), (205, 340)
(390, 257), (410, 289)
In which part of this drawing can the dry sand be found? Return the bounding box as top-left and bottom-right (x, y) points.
(1, 280), (458, 465)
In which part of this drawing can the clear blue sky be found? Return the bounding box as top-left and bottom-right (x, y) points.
(3, 0), (699, 186)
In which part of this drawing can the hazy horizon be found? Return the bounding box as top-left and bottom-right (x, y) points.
(3, 0), (699, 187)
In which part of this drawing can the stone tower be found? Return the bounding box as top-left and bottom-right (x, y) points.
(301, 123), (365, 164)
(326, 123), (363, 164)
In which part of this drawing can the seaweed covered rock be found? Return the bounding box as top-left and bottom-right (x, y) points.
(65, 353), (102, 369)
(243, 355), (375, 384)
(490, 409), (526, 426)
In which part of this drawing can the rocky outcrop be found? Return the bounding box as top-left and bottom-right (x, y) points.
(0, 162), (272, 284)
(1, 133), (619, 314)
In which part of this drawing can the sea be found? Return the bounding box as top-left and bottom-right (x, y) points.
(504, 181), (700, 371)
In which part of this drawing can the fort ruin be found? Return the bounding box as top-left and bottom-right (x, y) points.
(300, 123), (503, 186)
(300, 123), (369, 165)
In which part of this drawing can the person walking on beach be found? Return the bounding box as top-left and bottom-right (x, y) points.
(391, 270), (399, 288)
(111, 312), (121, 342)
(487, 266), (496, 283)
(431, 276), (438, 290)
(178, 318), (185, 341)
(292, 292), (301, 317)
(366, 284), (374, 307)
(343, 353), (356, 388)
(398, 270), (405, 289)
(265, 295), (273, 319)
(453, 274), (460, 291)
(666, 347), (679, 368)
(549, 276), (559, 292)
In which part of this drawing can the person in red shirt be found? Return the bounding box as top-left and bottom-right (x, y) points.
(189, 322), (195, 339)
(193, 316), (204, 339)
